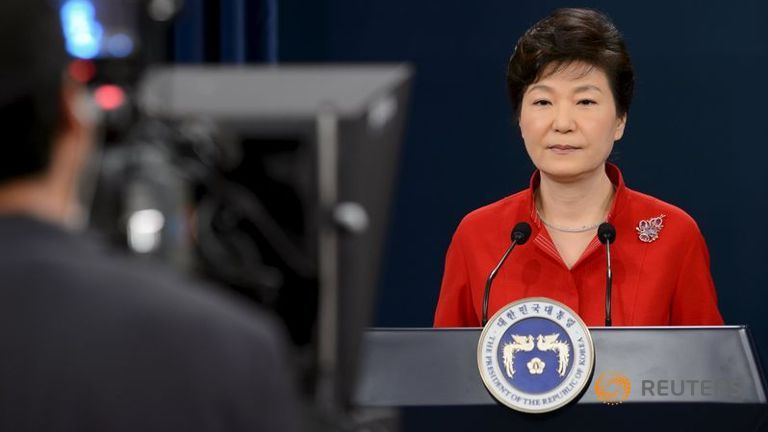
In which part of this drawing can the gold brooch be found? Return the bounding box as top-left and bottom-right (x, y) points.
(636, 214), (665, 243)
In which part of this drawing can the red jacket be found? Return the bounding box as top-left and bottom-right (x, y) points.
(434, 164), (724, 327)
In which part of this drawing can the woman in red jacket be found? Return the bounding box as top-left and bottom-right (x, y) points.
(434, 8), (723, 327)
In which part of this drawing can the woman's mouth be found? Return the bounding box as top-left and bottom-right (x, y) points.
(547, 145), (580, 154)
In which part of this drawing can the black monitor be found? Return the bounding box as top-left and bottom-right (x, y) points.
(125, 65), (412, 409)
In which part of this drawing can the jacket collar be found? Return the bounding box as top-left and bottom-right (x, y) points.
(527, 162), (627, 228)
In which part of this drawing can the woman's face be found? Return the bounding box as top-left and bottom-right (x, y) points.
(519, 61), (626, 182)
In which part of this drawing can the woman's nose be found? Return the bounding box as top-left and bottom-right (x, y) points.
(553, 105), (575, 133)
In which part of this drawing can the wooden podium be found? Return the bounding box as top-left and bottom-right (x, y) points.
(354, 327), (768, 431)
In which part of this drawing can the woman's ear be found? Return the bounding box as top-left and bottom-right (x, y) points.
(614, 113), (627, 141)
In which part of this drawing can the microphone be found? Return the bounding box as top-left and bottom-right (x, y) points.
(481, 222), (532, 326)
(597, 223), (616, 327)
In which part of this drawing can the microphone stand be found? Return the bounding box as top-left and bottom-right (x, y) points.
(605, 239), (612, 327)
(482, 240), (518, 326)
(598, 222), (616, 327)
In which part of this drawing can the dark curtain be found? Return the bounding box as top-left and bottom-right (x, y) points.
(172, 0), (277, 63)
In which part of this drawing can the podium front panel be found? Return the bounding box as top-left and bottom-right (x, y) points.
(355, 326), (766, 406)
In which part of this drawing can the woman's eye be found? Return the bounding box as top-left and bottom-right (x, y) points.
(578, 99), (597, 105)
(533, 100), (551, 106)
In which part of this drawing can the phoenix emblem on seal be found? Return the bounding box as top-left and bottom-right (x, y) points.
(501, 333), (570, 378)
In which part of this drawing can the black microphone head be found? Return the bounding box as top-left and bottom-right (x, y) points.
(511, 222), (532, 245)
(598, 222), (616, 244)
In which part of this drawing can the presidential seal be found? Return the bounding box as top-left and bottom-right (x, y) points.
(477, 298), (595, 414)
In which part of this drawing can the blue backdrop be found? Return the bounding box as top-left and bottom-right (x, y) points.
(280, 0), (768, 360)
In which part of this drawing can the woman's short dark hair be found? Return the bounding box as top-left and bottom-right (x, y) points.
(506, 8), (634, 117)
